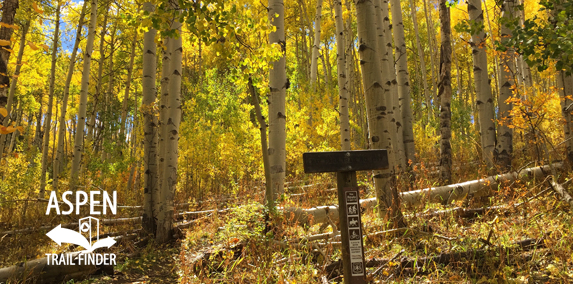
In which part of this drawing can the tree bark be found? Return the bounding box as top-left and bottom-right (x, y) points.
(119, 32), (137, 143)
(156, 14), (182, 243)
(409, 0), (431, 123)
(70, 0), (99, 191)
(438, 0), (453, 185)
(390, 0), (416, 166)
(87, 7), (109, 143)
(356, 0), (406, 228)
(53, 1), (88, 193)
(141, 2), (158, 235)
(0, 20), (28, 160)
(334, 0), (350, 151)
(39, 3), (61, 198)
(496, 0), (516, 171)
(468, 0), (496, 168)
(310, 0), (323, 92)
(379, 0), (402, 170)
(248, 77), (272, 202)
(267, 0), (287, 207)
(285, 163), (559, 226)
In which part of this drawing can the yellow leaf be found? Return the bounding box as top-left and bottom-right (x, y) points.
(33, 3), (44, 14)
(0, 22), (18, 30)
(41, 44), (49, 52)
(16, 126), (24, 133)
(0, 40), (10, 46)
(0, 108), (7, 117)
(28, 41), (39, 50)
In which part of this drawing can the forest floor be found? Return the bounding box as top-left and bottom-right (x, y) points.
(2, 165), (573, 283)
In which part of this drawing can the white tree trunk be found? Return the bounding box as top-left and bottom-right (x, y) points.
(334, 0), (350, 151)
(267, 0), (287, 206)
(70, 0), (98, 190)
(119, 32), (137, 142)
(310, 0), (323, 92)
(409, 0), (431, 122)
(379, 0), (405, 171)
(53, 1), (88, 193)
(39, 3), (61, 197)
(468, 0), (496, 168)
(156, 16), (182, 243)
(496, 0), (516, 171)
(87, 7), (109, 143)
(142, 1), (158, 235)
(438, 0), (453, 184)
(285, 163), (558, 226)
(390, 0), (416, 166)
(356, 0), (405, 227)
(557, 72), (573, 163)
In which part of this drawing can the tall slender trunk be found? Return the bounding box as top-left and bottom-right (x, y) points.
(483, 0), (501, 104)
(0, 21), (28, 160)
(310, 0), (323, 91)
(334, 0), (350, 151)
(356, 0), (406, 228)
(120, 32), (137, 143)
(248, 77), (271, 199)
(267, 0), (286, 207)
(102, 21), (117, 161)
(409, 0), (431, 122)
(39, 3), (61, 198)
(468, 0), (496, 167)
(423, 0), (437, 101)
(142, 2), (158, 235)
(53, 1), (87, 192)
(157, 36), (171, 201)
(390, 0), (416, 166)
(496, 0), (516, 171)
(87, 6), (109, 143)
(558, 73), (573, 163)
(70, 0), (99, 191)
(438, 0), (453, 185)
(156, 14), (182, 243)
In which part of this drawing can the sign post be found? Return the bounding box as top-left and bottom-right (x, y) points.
(303, 150), (388, 284)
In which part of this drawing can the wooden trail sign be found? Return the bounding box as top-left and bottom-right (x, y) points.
(303, 150), (388, 284)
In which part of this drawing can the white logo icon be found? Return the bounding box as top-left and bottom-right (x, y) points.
(46, 217), (116, 252)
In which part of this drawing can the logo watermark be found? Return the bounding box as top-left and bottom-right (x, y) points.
(45, 191), (118, 265)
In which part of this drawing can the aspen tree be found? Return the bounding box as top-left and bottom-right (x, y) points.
(310, 0), (323, 91)
(53, 1), (88, 193)
(119, 33), (137, 142)
(0, 21), (29, 160)
(39, 3), (61, 197)
(70, 0), (99, 191)
(355, 0), (406, 228)
(438, 0), (453, 185)
(496, 0), (516, 171)
(468, 0), (496, 167)
(390, 0), (416, 166)
(408, 0), (431, 120)
(267, 0), (287, 206)
(334, 0), (350, 151)
(142, 1), (158, 234)
(378, 0), (406, 171)
(156, 14), (182, 243)
(87, 6), (109, 143)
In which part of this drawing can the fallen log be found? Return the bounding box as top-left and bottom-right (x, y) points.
(0, 252), (113, 284)
(549, 180), (573, 207)
(284, 163), (559, 226)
